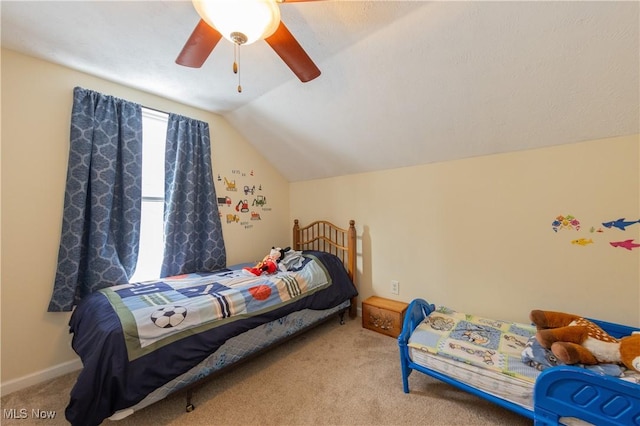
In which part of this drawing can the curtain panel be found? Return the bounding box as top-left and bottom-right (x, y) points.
(161, 114), (226, 277)
(48, 87), (143, 312)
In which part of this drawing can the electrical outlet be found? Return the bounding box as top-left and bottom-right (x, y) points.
(390, 280), (399, 295)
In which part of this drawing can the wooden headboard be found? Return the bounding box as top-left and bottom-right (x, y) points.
(293, 219), (357, 318)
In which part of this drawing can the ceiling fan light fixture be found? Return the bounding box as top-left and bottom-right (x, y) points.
(192, 0), (281, 45)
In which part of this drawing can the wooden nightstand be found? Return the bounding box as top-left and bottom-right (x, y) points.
(362, 296), (408, 338)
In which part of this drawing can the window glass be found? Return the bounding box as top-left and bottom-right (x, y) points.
(130, 108), (168, 282)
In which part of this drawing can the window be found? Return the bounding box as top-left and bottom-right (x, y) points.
(129, 108), (168, 282)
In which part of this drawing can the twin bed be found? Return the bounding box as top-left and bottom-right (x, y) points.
(398, 299), (640, 425)
(65, 219), (357, 426)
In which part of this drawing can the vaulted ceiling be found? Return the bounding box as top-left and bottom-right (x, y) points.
(2, 1), (639, 181)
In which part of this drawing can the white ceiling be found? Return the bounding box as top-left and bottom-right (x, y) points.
(2, 1), (639, 182)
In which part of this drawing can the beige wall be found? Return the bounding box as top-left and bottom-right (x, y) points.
(0, 49), (290, 385)
(291, 135), (640, 326)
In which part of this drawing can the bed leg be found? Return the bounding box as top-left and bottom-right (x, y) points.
(185, 389), (195, 412)
(339, 311), (346, 325)
(399, 346), (412, 393)
(401, 363), (412, 393)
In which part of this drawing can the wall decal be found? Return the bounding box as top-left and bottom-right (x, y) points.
(552, 215), (581, 232)
(219, 168), (274, 230)
(224, 177), (237, 191)
(217, 196), (232, 208)
(252, 195), (267, 207)
(609, 240), (640, 251)
(552, 214), (639, 252)
(235, 200), (249, 213)
(601, 218), (640, 231)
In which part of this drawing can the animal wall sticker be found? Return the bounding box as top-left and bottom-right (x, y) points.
(603, 217), (640, 251)
(571, 238), (593, 246)
(602, 218), (640, 231)
(553, 214), (640, 251)
(551, 215), (580, 232)
(609, 240), (640, 251)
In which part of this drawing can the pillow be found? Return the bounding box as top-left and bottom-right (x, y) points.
(521, 335), (561, 370)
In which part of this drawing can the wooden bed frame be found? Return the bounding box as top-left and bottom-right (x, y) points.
(293, 219), (357, 318)
(398, 299), (640, 426)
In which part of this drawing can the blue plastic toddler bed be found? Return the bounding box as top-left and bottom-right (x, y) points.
(398, 299), (640, 425)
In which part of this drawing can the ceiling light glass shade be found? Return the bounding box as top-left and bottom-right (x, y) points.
(192, 0), (281, 45)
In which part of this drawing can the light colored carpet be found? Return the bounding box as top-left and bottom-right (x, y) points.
(1, 317), (533, 425)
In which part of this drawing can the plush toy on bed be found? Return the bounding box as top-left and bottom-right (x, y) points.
(243, 247), (290, 276)
(530, 309), (640, 373)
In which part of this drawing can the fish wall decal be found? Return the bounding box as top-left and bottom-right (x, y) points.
(609, 239), (640, 251)
(571, 238), (594, 246)
(602, 218), (640, 231)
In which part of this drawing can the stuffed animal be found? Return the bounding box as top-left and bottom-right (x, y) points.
(243, 247), (290, 276)
(276, 246), (291, 263)
(243, 248), (281, 276)
(530, 309), (640, 373)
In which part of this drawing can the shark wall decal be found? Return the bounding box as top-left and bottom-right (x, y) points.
(609, 239), (640, 251)
(602, 218), (640, 231)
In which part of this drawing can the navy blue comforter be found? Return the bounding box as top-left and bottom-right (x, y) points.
(66, 251), (357, 426)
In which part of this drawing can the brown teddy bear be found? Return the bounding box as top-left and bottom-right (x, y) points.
(530, 309), (640, 373)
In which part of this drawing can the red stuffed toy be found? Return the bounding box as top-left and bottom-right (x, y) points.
(243, 248), (281, 276)
(530, 309), (640, 373)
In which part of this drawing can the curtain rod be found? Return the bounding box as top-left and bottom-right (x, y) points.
(141, 104), (170, 116)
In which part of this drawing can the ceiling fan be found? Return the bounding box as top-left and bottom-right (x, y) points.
(176, 0), (321, 85)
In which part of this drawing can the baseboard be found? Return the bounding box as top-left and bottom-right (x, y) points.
(0, 358), (82, 397)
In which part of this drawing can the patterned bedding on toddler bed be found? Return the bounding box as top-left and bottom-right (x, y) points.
(407, 306), (540, 383)
(407, 306), (640, 386)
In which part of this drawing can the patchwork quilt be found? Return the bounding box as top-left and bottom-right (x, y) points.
(408, 306), (539, 383)
(101, 254), (331, 360)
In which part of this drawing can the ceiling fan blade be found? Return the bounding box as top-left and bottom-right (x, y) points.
(176, 19), (222, 68)
(265, 21), (321, 83)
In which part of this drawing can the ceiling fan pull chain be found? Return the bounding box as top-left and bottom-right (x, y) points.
(233, 42), (238, 74)
(233, 43), (242, 93)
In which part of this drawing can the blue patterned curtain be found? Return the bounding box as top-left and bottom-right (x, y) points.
(161, 114), (226, 277)
(48, 87), (142, 312)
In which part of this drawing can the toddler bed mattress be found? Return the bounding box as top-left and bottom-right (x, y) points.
(408, 348), (535, 409)
(406, 306), (640, 412)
